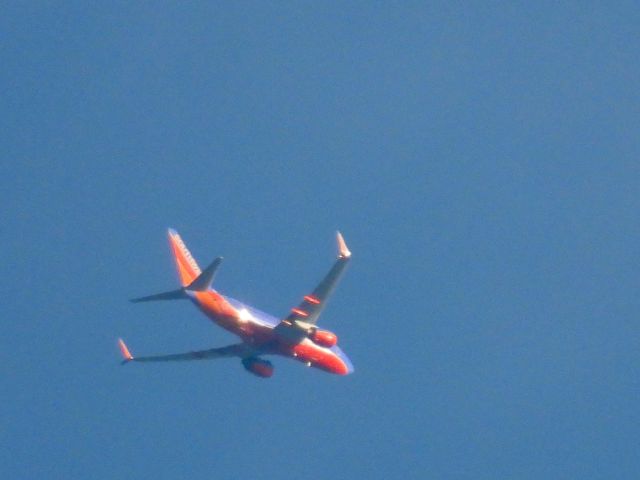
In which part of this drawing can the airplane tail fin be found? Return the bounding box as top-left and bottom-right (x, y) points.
(167, 228), (202, 287)
(130, 230), (222, 303)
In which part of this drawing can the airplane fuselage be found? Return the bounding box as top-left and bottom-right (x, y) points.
(189, 290), (353, 375)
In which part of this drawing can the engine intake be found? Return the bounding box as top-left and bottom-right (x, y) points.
(310, 329), (338, 348)
(242, 357), (274, 378)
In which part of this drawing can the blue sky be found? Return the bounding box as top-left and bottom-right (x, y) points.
(2, 3), (639, 479)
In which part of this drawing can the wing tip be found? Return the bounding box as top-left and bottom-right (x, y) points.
(118, 338), (134, 362)
(336, 231), (351, 259)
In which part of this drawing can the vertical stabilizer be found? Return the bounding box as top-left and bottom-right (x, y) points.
(167, 229), (201, 287)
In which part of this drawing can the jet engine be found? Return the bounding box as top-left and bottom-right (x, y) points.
(310, 329), (338, 348)
(242, 357), (274, 378)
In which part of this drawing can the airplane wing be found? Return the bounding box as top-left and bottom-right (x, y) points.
(118, 339), (249, 364)
(275, 232), (351, 337)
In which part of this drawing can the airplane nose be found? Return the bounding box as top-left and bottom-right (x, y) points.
(325, 355), (351, 375)
(333, 350), (354, 375)
(334, 361), (350, 375)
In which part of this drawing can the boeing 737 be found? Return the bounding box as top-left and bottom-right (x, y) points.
(118, 229), (353, 378)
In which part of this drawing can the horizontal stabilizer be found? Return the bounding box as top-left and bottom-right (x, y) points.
(186, 257), (223, 292)
(129, 288), (187, 303)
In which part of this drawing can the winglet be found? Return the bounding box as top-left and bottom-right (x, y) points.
(336, 231), (351, 259)
(118, 338), (134, 363)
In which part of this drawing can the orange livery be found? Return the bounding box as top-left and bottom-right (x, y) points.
(118, 229), (354, 378)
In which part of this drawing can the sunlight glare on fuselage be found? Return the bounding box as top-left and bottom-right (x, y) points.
(238, 308), (253, 323)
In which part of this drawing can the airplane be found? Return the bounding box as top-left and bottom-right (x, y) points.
(117, 229), (354, 378)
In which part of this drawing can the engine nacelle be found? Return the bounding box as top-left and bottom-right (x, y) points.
(242, 357), (274, 378)
(310, 329), (338, 348)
